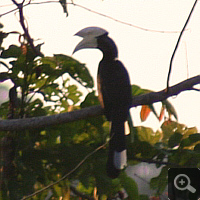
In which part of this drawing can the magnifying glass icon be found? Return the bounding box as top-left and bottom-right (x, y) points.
(174, 174), (196, 193)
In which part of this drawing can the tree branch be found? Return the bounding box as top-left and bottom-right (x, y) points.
(0, 75), (199, 131)
(133, 156), (181, 168)
(167, 0), (198, 89)
(11, 0), (43, 57)
(1, 1), (182, 33)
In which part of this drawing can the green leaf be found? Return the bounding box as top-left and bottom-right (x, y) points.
(1, 45), (21, 58)
(40, 83), (60, 102)
(134, 126), (162, 145)
(67, 84), (82, 104)
(131, 84), (151, 96)
(194, 143), (200, 152)
(41, 54), (94, 88)
(182, 127), (198, 138)
(119, 171), (139, 200)
(188, 133), (200, 143)
(26, 43), (44, 62)
(168, 132), (183, 148)
(7, 178), (23, 199)
(162, 100), (178, 120)
(81, 91), (99, 108)
(92, 158), (120, 196)
(0, 31), (8, 47)
(150, 166), (168, 194)
(55, 54), (93, 88)
(161, 120), (186, 142)
(0, 72), (10, 82)
(37, 63), (55, 76)
(180, 133), (200, 148)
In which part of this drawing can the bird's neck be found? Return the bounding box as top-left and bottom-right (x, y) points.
(97, 35), (118, 61)
(102, 52), (116, 62)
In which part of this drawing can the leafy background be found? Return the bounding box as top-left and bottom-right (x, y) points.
(0, 4), (200, 200)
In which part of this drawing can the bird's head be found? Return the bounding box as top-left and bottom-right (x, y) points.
(73, 26), (118, 59)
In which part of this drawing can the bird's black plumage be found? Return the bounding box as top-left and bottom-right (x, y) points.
(73, 27), (132, 178)
(97, 34), (132, 178)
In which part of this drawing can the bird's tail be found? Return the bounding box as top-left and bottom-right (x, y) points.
(106, 120), (127, 178)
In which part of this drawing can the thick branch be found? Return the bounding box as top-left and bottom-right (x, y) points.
(132, 75), (200, 106)
(0, 75), (199, 131)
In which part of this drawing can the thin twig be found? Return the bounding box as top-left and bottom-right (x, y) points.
(11, 0), (43, 57)
(133, 156), (181, 168)
(166, 0), (198, 90)
(1, 1), (182, 34)
(70, 3), (180, 34)
(21, 140), (108, 200)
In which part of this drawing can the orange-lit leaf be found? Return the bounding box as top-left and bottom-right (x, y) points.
(140, 105), (151, 122)
(159, 106), (165, 121)
(21, 44), (27, 55)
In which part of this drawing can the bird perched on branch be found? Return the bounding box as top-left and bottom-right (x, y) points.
(73, 27), (132, 178)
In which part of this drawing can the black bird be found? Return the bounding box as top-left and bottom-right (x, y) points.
(73, 27), (132, 178)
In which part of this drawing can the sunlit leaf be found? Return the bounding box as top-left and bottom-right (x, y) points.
(159, 105), (165, 121)
(180, 133), (200, 148)
(135, 126), (162, 145)
(67, 84), (82, 104)
(161, 120), (186, 142)
(182, 127), (198, 138)
(140, 105), (151, 121)
(140, 104), (158, 122)
(131, 84), (151, 96)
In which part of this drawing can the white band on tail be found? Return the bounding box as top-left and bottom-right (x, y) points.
(114, 150), (127, 169)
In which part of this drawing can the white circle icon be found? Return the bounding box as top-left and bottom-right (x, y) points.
(174, 174), (196, 193)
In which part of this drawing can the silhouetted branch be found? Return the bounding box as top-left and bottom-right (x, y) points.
(167, 0), (198, 89)
(0, 75), (199, 131)
(11, 0), (43, 57)
(133, 156), (181, 168)
(1, 1), (182, 33)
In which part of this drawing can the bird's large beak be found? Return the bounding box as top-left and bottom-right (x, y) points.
(73, 36), (97, 54)
(73, 26), (108, 54)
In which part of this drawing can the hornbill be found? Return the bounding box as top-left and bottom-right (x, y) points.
(73, 27), (132, 178)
